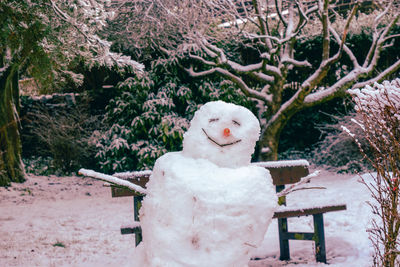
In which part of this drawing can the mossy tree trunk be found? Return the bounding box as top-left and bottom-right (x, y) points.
(0, 63), (25, 186)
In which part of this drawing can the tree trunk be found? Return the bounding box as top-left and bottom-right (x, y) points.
(259, 120), (285, 161)
(0, 64), (25, 186)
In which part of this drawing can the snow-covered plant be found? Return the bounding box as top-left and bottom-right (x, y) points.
(311, 111), (373, 173)
(27, 97), (103, 175)
(93, 58), (254, 173)
(345, 79), (400, 267)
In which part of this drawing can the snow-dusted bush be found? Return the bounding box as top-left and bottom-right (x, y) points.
(310, 111), (372, 173)
(93, 58), (254, 173)
(25, 95), (103, 175)
(345, 79), (400, 267)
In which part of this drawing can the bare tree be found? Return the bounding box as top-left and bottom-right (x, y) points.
(180, 0), (400, 160)
(106, 0), (400, 160)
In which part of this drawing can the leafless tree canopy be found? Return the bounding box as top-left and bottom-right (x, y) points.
(111, 0), (400, 160)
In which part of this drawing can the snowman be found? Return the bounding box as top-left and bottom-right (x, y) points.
(133, 101), (277, 267)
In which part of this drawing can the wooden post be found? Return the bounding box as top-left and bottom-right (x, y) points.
(134, 195), (143, 246)
(278, 217), (290, 261)
(313, 213), (327, 263)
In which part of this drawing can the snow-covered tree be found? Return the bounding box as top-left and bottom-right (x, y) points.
(0, 0), (143, 186)
(118, 0), (400, 160)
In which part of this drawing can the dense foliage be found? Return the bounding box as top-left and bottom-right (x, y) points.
(93, 57), (256, 173)
(0, 0), (142, 185)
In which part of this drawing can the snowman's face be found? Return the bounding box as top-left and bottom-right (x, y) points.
(202, 116), (243, 148)
(182, 101), (260, 168)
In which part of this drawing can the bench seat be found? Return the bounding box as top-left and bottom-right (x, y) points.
(273, 204), (347, 219)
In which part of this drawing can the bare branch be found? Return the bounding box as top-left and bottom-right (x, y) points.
(281, 57), (312, 68)
(253, 0), (271, 49)
(78, 168), (147, 195)
(364, 12), (400, 69)
(277, 170), (322, 197)
(252, 72), (275, 83)
(352, 59), (400, 89)
(227, 61), (263, 73)
(319, 0), (330, 61)
(186, 66), (272, 103)
(329, 25), (360, 68)
(373, 0), (394, 31)
(188, 54), (216, 66)
(274, 0), (288, 28)
(294, 0), (309, 33)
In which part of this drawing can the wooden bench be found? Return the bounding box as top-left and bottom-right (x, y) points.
(111, 160), (346, 264)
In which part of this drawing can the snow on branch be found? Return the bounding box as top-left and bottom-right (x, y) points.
(352, 59), (400, 90)
(186, 66), (272, 103)
(188, 54), (216, 66)
(281, 57), (312, 68)
(276, 170), (324, 197)
(78, 168), (147, 195)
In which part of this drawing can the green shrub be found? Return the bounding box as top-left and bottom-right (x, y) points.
(93, 57), (255, 173)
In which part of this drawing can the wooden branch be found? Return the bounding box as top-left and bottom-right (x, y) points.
(78, 168), (147, 195)
(186, 66), (272, 103)
(281, 57), (312, 68)
(253, 0), (271, 49)
(303, 66), (363, 106)
(188, 54), (216, 66)
(277, 170), (322, 197)
(227, 61), (263, 73)
(352, 59), (400, 89)
(274, 0), (288, 28)
(300, 48), (341, 92)
(373, 0), (393, 31)
(365, 11), (400, 69)
(339, 3), (358, 52)
(384, 33), (400, 42)
(294, 0), (309, 33)
(321, 0), (330, 61)
(199, 39), (218, 58)
(299, 1), (358, 95)
(252, 72), (275, 83)
(329, 25), (360, 68)
(244, 32), (281, 43)
(284, 1), (295, 38)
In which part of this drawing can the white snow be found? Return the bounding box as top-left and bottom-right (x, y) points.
(255, 159), (310, 168)
(113, 170), (152, 179)
(78, 169), (147, 195)
(182, 101), (261, 168)
(135, 101), (278, 266)
(0, 171), (375, 266)
(250, 171), (374, 267)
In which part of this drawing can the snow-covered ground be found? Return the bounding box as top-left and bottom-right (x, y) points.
(0, 170), (373, 266)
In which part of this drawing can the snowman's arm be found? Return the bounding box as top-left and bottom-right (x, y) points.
(276, 170), (324, 197)
(78, 168), (147, 195)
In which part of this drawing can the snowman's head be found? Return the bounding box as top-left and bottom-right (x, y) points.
(182, 101), (260, 168)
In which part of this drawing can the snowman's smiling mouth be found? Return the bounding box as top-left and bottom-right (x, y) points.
(202, 128), (242, 147)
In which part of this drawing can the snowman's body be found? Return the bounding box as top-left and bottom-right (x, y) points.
(133, 101), (277, 267)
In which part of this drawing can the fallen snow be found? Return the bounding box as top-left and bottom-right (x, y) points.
(0, 170), (374, 266)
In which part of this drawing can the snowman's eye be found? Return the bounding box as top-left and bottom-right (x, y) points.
(232, 120), (241, 126)
(209, 118), (219, 123)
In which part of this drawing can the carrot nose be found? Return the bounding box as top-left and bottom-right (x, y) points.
(223, 128), (231, 137)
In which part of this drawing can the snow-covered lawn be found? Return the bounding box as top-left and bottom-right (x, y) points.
(0, 170), (373, 266)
